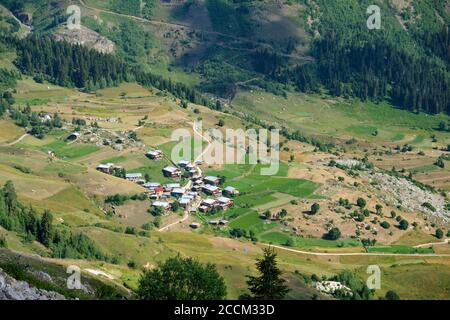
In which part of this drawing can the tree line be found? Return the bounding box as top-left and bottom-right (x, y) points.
(0, 180), (109, 261)
(4, 35), (210, 106)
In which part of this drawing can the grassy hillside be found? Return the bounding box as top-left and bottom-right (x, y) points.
(0, 0), (449, 301)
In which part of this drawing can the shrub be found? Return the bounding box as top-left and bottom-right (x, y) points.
(324, 227), (341, 240)
(399, 219), (409, 230)
(385, 290), (400, 300)
(435, 229), (444, 239)
(356, 198), (366, 208)
(310, 203), (320, 215)
(380, 221), (390, 229)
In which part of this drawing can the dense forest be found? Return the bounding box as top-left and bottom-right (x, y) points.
(250, 0), (450, 114)
(5, 35), (210, 106)
(0, 181), (108, 260)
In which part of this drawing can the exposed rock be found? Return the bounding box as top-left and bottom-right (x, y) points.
(314, 281), (352, 296)
(52, 25), (115, 54)
(0, 268), (65, 300)
(371, 172), (450, 222)
(28, 270), (53, 284)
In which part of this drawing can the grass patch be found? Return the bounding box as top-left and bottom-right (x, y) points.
(37, 141), (99, 159)
(368, 245), (434, 254)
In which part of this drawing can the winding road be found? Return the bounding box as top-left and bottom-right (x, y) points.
(158, 122), (212, 231)
(1, 133), (29, 147)
(266, 244), (450, 257)
(78, 0), (313, 62)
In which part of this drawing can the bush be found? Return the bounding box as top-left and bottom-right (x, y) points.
(435, 228), (444, 239)
(356, 198), (366, 208)
(398, 219), (409, 230)
(380, 221), (390, 229)
(324, 227), (341, 240)
(385, 290), (400, 300)
(310, 203), (320, 215)
(0, 235), (7, 248)
(421, 202), (436, 212)
(137, 255), (227, 300)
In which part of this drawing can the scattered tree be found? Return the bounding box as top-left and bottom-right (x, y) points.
(137, 255), (227, 300)
(310, 203), (320, 215)
(246, 247), (289, 300)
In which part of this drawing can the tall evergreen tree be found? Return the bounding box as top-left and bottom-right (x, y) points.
(246, 247), (289, 300)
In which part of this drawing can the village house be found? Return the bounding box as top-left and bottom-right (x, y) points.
(223, 186), (239, 197)
(180, 198), (191, 209)
(201, 198), (217, 208)
(146, 150), (163, 160)
(96, 163), (122, 174)
(202, 184), (221, 196)
(148, 183), (164, 198)
(164, 183), (181, 192)
(96, 163), (114, 174)
(190, 222), (201, 229)
(217, 196), (234, 209)
(199, 198), (217, 213)
(151, 201), (171, 212)
(162, 166), (182, 178)
(144, 182), (161, 189)
(125, 173), (143, 182)
(204, 176), (221, 185)
(178, 160), (190, 168)
(171, 188), (186, 198)
(66, 132), (80, 141)
(188, 169), (199, 177)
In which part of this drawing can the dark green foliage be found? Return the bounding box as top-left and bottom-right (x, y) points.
(246, 247), (289, 300)
(380, 221), (390, 229)
(276, 0), (450, 115)
(385, 290), (400, 300)
(310, 203), (320, 215)
(205, 0), (253, 36)
(8, 34), (208, 106)
(422, 202), (436, 212)
(0, 67), (20, 92)
(399, 219), (409, 230)
(0, 181), (107, 261)
(137, 255), (227, 300)
(324, 227), (341, 240)
(171, 200), (180, 212)
(125, 226), (137, 235)
(149, 206), (164, 216)
(434, 157), (445, 168)
(15, 36), (126, 89)
(356, 198), (366, 208)
(105, 193), (147, 205)
(331, 271), (373, 300)
(361, 238), (376, 247)
(0, 234), (7, 248)
(230, 228), (247, 238)
(435, 228), (444, 239)
(109, 0), (141, 16)
(9, 107), (63, 138)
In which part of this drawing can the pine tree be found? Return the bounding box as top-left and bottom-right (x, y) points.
(38, 210), (53, 246)
(246, 247), (289, 300)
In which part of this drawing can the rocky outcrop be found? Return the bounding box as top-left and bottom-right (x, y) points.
(52, 25), (115, 54)
(0, 268), (65, 300)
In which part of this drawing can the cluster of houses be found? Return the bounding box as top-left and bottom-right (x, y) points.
(96, 163), (146, 183)
(144, 182), (200, 211)
(96, 151), (241, 223)
(198, 196), (234, 213)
